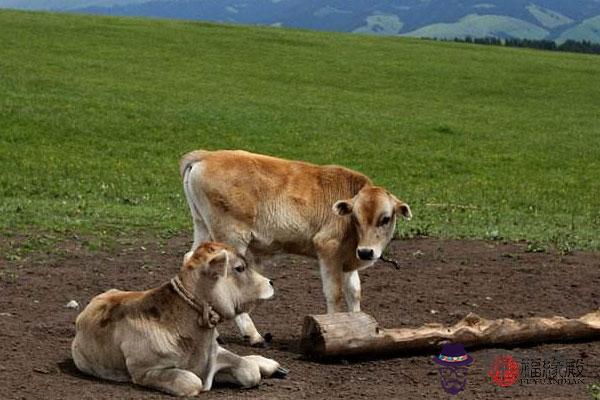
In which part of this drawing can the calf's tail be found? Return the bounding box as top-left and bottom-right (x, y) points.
(179, 150), (208, 177)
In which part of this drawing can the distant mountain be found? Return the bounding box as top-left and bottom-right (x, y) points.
(0, 0), (149, 10)
(2, 0), (600, 43)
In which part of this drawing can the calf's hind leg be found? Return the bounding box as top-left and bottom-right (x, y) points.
(182, 163), (212, 263)
(125, 343), (203, 396)
(184, 216), (211, 264)
(130, 367), (203, 397)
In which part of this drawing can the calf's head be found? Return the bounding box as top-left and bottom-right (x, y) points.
(181, 242), (274, 319)
(333, 186), (411, 262)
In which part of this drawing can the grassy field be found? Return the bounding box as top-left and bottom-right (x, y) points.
(1, 10), (599, 253)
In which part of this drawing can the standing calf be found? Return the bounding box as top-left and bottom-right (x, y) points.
(72, 242), (287, 396)
(181, 149), (411, 346)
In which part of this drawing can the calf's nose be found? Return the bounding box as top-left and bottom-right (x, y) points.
(269, 280), (274, 287)
(357, 248), (374, 261)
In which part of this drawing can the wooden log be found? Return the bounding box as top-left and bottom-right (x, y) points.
(301, 310), (600, 358)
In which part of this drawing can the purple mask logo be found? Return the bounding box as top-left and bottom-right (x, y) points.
(432, 343), (474, 395)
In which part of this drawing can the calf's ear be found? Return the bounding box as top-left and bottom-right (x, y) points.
(184, 242), (221, 269)
(205, 250), (229, 278)
(333, 199), (353, 216)
(391, 195), (412, 220)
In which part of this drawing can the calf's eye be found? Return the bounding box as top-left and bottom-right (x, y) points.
(234, 265), (246, 273)
(379, 216), (391, 226)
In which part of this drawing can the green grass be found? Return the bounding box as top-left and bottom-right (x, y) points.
(1, 10), (600, 250)
(590, 383), (600, 400)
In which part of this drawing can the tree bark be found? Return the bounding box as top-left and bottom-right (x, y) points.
(301, 310), (600, 358)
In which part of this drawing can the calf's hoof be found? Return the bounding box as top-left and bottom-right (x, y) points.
(250, 339), (269, 349)
(271, 367), (289, 379)
(244, 334), (270, 348)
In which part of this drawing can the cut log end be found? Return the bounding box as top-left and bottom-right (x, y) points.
(301, 312), (379, 358)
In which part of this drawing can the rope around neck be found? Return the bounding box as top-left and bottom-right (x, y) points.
(170, 276), (221, 328)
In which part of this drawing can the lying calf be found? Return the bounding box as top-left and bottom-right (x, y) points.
(71, 242), (287, 396)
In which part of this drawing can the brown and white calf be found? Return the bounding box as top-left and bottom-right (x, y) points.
(71, 242), (287, 396)
(181, 149), (411, 346)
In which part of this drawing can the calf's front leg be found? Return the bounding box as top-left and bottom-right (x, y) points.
(343, 270), (361, 312)
(211, 347), (287, 389)
(318, 258), (345, 313)
(209, 347), (271, 389)
(234, 313), (265, 347)
(243, 355), (288, 378)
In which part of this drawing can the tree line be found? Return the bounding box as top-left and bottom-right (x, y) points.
(428, 36), (600, 55)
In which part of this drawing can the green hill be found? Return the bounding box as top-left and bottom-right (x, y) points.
(526, 4), (573, 29)
(558, 15), (600, 44)
(1, 10), (599, 251)
(403, 14), (549, 40)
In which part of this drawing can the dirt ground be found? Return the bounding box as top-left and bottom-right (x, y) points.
(1, 235), (599, 400)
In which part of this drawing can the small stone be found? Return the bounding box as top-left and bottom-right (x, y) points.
(65, 300), (80, 309)
(430, 309), (438, 314)
(485, 296), (492, 301)
(0, 312), (12, 317)
(412, 250), (424, 258)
